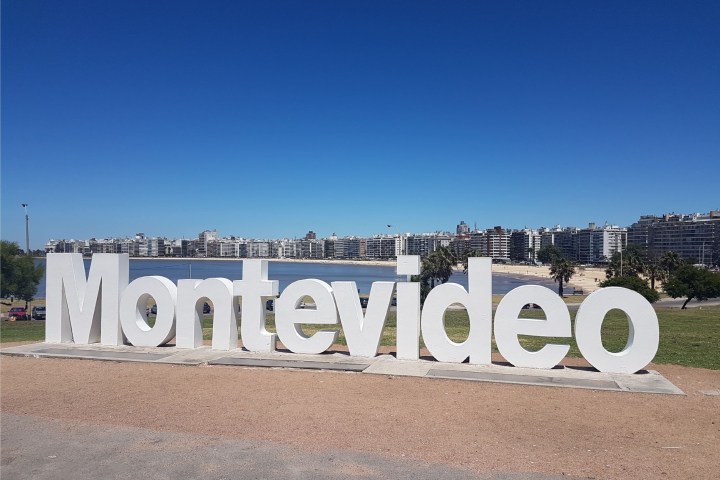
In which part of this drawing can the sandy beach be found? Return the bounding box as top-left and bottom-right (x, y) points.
(492, 264), (606, 293)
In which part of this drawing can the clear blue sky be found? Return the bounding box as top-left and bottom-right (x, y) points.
(2, 0), (719, 249)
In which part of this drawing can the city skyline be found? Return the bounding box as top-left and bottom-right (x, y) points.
(42, 210), (720, 267)
(44, 217), (628, 241)
(3, 1), (719, 249)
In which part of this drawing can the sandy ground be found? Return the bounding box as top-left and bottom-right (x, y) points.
(1, 348), (718, 479)
(492, 264), (605, 293)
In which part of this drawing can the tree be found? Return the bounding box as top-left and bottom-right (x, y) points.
(660, 251), (684, 276)
(421, 247), (455, 289)
(600, 276), (660, 303)
(461, 248), (482, 273)
(663, 264), (720, 309)
(0, 241), (20, 300)
(549, 258), (575, 297)
(435, 246), (457, 269)
(643, 258), (666, 290)
(537, 244), (562, 264)
(605, 244), (645, 279)
(410, 274), (432, 306)
(0, 240), (45, 308)
(415, 247), (457, 305)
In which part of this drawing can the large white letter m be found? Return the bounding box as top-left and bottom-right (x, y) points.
(46, 253), (129, 345)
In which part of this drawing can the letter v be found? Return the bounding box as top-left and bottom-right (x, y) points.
(332, 281), (395, 357)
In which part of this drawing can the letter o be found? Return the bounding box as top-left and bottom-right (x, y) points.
(494, 285), (571, 369)
(120, 276), (177, 347)
(575, 287), (659, 374)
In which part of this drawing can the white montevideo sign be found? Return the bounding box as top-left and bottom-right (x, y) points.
(45, 253), (659, 374)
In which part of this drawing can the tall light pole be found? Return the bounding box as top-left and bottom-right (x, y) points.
(615, 233), (623, 277)
(619, 235), (623, 277)
(21, 203), (30, 255)
(20, 204), (31, 314)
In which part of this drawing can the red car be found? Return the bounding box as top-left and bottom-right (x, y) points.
(8, 307), (28, 320)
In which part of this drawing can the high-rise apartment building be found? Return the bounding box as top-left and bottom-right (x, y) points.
(470, 231), (487, 256)
(576, 223), (626, 264)
(365, 236), (398, 259)
(333, 237), (361, 259)
(510, 229), (541, 263)
(406, 233), (451, 257)
(197, 230), (218, 257)
(456, 220), (470, 235)
(628, 211), (720, 265)
(486, 226), (511, 260)
(181, 239), (198, 257)
(540, 226), (579, 261)
(449, 235), (471, 258)
(468, 227), (510, 260)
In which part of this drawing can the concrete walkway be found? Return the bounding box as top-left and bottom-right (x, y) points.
(0, 342), (684, 395)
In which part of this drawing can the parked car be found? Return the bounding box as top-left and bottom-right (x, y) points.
(8, 307), (28, 320)
(150, 304), (157, 315)
(359, 297), (369, 308)
(203, 302), (211, 314)
(266, 299), (274, 311)
(32, 306), (46, 320)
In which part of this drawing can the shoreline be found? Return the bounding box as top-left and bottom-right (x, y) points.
(37, 256), (605, 292)
(124, 256), (398, 268)
(130, 257), (605, 294)
(492, 264), (605, 293)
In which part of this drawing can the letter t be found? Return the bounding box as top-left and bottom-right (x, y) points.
(233, 259), (279, 352)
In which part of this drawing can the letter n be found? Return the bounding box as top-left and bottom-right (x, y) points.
(46, 253), (129, 345)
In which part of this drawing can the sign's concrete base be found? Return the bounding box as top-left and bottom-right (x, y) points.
(1, 342), (684, 395)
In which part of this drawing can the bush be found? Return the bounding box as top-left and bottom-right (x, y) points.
(600, 275), (660, 303)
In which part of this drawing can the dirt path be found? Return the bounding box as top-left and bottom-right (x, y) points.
(1, 354), (718, 479)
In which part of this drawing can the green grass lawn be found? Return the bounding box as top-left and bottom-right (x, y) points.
(512, 307), (720, 369)
(4, 306), (719, 370)
(0, 321), (46, 343)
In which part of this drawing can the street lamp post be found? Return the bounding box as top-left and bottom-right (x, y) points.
(20, 203), (31, 315)
(21, 203), (30, 255)
(615, 234), (623, 277)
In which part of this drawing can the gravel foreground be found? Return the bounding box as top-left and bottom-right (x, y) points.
(1, 354), (719, 479)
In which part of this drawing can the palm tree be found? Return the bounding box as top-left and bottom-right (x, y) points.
(660, 251), (684, 276)
(606, 244), (645, 279)
(414, 247), (456, 305)
(550, 258), (575, 297)
(644, 258), (666, 290)
(421, 247), (455, 289)
(625, 244), (646, 276)
(435, 246), (457, 269)
(461, 248), (482, 273)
